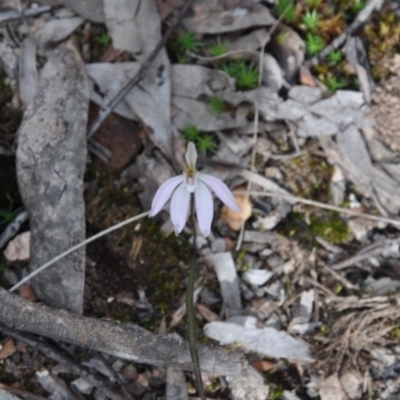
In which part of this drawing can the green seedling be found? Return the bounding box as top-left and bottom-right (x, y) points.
(221, 60), (259, 90)
(305, 33), (325, 55)
(180, 125), (218, 156)
(0, 204), (21, 225)
(206, 38), (229, 57)
(274, 0), (296, 23)
(207, 96), (226, 115)
(176, 30), (201, 53)
(94, 32), (111, 46)
(181, 124), (200, 142)
(328, 49), (344, 64)
(302, 9), (320, 31)
(352, 0), (366, 13)
(196, 134), (218, 156)
(326, 76), (348, 93)
(276, 31), (290, 44)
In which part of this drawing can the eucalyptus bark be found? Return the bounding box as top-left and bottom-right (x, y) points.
(16, 41), (88, 314)
(0, 288), (244, 376)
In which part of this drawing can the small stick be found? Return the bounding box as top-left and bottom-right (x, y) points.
(9, 210), (150, 292)
(0, 5), (51, 24)
(87, 0), (194, 139)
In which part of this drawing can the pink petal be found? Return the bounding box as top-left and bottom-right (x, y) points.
(185, 142), (197, 168)
(194, 180), (214, 237)
(170, 182), (191, 235)
(150, 175), (185, 217)
(198, 173), (241, 212)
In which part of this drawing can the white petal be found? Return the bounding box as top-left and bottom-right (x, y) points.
(150, 175), (185, 216)
(199, 173), (241, 212)
(185, 141), (197, 168)
(170, 182), (191, 235)
(194, 180), (214, 237)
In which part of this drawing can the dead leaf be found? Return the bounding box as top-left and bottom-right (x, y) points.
(3, 231), (30, 265)
(299, 65), (317, 86)
(220, 189), (252, 231)
(184, 2), (276, 34)
(19, 284), (38, 302)
(89, 104), (142, 170)
(196, 303), (219, 322)
(250, 360), (275, 372)
(0, 339), (16, 360)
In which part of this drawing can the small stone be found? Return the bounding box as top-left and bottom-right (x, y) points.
(320, 374), (347, 400)
(71, 377), (93, 395)
(340, 370), (363, 400)
(289, 85), (322, 104)
(3, 231), (30, 264)
(121, 364), (138, 381)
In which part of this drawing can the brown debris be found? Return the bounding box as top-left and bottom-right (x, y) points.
(0, 338), (16, 360)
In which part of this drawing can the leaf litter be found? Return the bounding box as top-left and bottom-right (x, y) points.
(1, 0), (400, 399)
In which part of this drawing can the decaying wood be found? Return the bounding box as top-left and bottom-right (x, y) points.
(0, 288), (245, 377)
(16, 40), (88, 314)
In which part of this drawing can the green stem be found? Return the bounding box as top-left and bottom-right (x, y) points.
(186, 211), (206, 400)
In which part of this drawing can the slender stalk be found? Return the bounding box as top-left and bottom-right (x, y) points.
(187, 209), (206, 400)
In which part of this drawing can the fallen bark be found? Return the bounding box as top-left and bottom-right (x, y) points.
(16, 40), (88, 314)
(0, 288), (244, 377)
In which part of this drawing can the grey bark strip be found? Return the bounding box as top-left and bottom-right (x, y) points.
(16, 40), (88, 314)
(0, 288), (244, 377)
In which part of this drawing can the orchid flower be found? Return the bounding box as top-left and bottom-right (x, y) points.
(150, 142), (241, 236)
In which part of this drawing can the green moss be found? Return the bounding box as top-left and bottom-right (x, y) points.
(361, 9), (400, 79)
(309, 213), (349, 244)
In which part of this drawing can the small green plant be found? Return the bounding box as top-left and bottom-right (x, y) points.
(326, 76), (347, 93)
(176, 30), (201, 53)
(181, 124), (200, 142)
(180, 125), (218, 155)
(206, 38), (229, 57)
(207, 97), (226, 115)
(302, 9), (320, 31)
(0, 204), (21, 225)
(274, 0), (296, 23)
(94, 32), (111, 46)
(305, 33), (325, 55)
(221, 60), (259, 90)
(352, 0), (366, 13)
(276, 31), (290, 44)
(196, 135), (218, 155)
(328, 49), (344, 64)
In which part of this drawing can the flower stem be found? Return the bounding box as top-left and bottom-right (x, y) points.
(187, 209), (206, 400)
